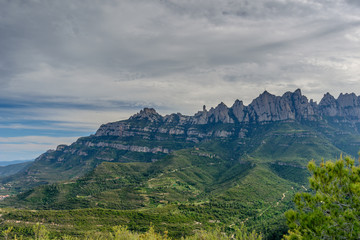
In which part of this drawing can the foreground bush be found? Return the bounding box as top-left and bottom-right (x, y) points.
(2, 224), (262, 240)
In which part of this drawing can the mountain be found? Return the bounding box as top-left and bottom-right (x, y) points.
(3, 89), (360, 193)
(2, 89), (360, 239)
(0, 160), (33, 167)
(0, 161), (32, 178)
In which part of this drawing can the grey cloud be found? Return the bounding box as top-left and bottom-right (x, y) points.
(3, 0), (360, 162)
(0, 0), (352, 80)
(0, 1), (317, 78)
(160, 0), (320, 20)
(0, 0), (360, 114)
(346, 0), (360, 7)
(251, 20), (360, 54)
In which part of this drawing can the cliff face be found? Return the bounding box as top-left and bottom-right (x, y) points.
(95, 89), (360, 139)
(319, 92), (360, 120)
(90, 89), (360, 154)
(7, 89), (360, 190)
(188, 89), (317, 124)
(190, 89), (360, 124)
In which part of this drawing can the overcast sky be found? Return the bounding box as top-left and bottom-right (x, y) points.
(1, 0), (360, 162)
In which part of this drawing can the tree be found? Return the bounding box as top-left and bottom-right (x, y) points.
(33, 223), (49, 240)
(2, 226), (13, 240)
(284, 156), (360, 239)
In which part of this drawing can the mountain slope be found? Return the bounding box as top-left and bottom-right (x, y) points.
(3, 89), (360, 193)
(1, 121), (350, 211)
(3, 89), (360, 239)
(0, 161), (32, 178)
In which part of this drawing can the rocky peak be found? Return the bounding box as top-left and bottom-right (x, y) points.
(163, 113), (190, 124)
(231, 99), (247, 122)
(319, 93), (337, 106)
(252, 90), (276, 104)
(290, 89), (317, 120)
(337, 93), (359, 108)
(130, 108), (163, 122)
(291, 89), (308, 107)
(216, 102), (227, 109)
(336, 93), (360, 119)
(232, 99), (243, 107)
(254, 90), (274, 103)
(319, 93), (338, 117)
(249, 90), (281, 122)
(140, 108), (159, 115)
(207, 102), (234, 123)
(291, 89), (304, 101)
(191, 107), (209, 124)
(245, 89), (320, 122)
(98, 90), (360, 138)
(317, 92), (360, 119)
(56, 144), (68, 151)
(293, 88), (301, 95)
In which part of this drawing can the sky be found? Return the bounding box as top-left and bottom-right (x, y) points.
(1, 0), (360, 162)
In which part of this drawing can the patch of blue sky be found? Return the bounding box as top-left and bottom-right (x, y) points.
(0, 128), (92, 138)
(0, 150), (43, 162)
(0, 120), (95, 137)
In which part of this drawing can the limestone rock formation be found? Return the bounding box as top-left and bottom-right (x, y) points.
(207, 102), (234, 123)
(94, 90), (360, 144)
(7, 89), (360, 191)
(129, 108), (163, 122)
(319, 92), (338, 117)
(189, 89), (320, 124)
(231, 99), (247, 122)
(83, 89), (360, 157)
(319, 92), (360, 120)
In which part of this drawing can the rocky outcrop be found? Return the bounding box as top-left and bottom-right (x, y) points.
(241, 89), (319, 122)
(9, 89), (360, 191)
(163, 113), (190, 124)
(189, 89), (320, 124)
(84, 141), (171, 154)
(248, 91), (295, 122)
(207, 102), (234, 123)
(319, 92), (338, 117)
(337, 93), (360, 119)
(319, 92), (360, 120)
(129, 108), (163, 122)
(231, 100), (248, 122)
(95, 90), (360, 142)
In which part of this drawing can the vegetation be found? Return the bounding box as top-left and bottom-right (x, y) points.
(2, 120), (360, 239)
(7, 151), (360, 240)
(1, 223), (262, 240)
(3, 120), (357, 195)
(0, 197), (288, 239)
(0, 161), (32, 178)
(0, 147), (298, 238)
(284, 156), (360, 239)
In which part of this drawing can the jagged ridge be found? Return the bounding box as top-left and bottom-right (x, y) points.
(3, 89), (360, 192)
(96, 89), (360, 138)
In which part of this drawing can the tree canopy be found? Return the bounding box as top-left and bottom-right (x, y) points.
(284, 156), (360, 239)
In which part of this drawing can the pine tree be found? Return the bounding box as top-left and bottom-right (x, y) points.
(284, 156), (360, 239)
